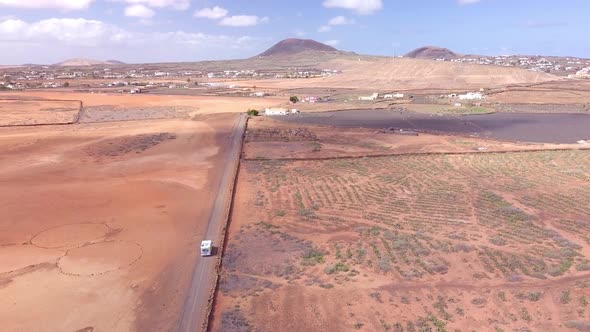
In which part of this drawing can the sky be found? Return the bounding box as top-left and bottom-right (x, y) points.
(0, 0), (588, 64)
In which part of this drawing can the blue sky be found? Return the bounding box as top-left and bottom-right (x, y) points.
(0, 0), (588, 64)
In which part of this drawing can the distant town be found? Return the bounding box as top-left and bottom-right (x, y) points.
(0, 66), (341, 91)
(446, 54), (590, 78)
(1, 51), (590, 92)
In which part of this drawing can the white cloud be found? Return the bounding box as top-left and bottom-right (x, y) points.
(219, 15), (268, 27)
(125, 4), (155, 18)
(0, 19), (26, 34)
(0, 17), (269, 64)
(194, 6), (228, 19)
(116, 0), (190, 10)
(0, 0), (94, 10)
(322, 0), (382, 15)
(328, 16), (355, 25)
(319, 15), (354, 33)
(324, 40), (340, 47)
(192, 6), (270, 28)
(457, 0), (481, 5)
(0, 18), (133, 46)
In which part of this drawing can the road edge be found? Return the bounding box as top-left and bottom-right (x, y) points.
(201, 114), (248, 332)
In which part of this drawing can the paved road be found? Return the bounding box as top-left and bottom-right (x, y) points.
(178, 113), (247, 332)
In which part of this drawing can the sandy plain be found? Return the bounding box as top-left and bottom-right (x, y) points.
(0, 105), (240, 331)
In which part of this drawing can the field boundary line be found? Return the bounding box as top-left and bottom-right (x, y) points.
(243, 146), (590, 162)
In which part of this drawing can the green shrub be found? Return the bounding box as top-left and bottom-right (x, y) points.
(561, 290), (571, 304)
(302, 249), (324, 266)
(520, 308), (532, 321)
(324, 262), (349, 274)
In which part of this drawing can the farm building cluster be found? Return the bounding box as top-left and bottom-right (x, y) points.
(264, 108), (300, 116)
(358, 92), (405, 101)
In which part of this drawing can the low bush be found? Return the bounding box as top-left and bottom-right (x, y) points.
(324, 262), (350, 275)
(301, 249), (324, 266)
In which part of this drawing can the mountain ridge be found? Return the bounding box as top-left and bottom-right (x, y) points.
(54, 58), (126, 67)
(405, 46), (459, 59)
(257, 38), (339, 57)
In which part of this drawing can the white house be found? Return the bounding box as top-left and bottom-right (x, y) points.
(265, 108), (288, 116)
(384, 93), (405, 99)
(576, 68), (590, 78)
(359, 93), (379, 101)
(458, 92), (485, 100)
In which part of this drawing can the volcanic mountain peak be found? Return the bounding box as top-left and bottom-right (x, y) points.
(54, 58), (125, 66)
(405, 46), (459, 59)
(105, 60), (126, 65)
(258, 38), (339, 57)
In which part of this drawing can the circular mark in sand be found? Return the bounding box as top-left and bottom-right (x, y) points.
(31, 223), (110, 249)
(58, 241), (142, 276)
(0, 245), (64, 274)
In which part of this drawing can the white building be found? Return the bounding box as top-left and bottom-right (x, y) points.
(265, 108), (288, 116)
(458, 92), (485, 100)
(359, 93), (379, 101)
(576, 68), (590, 78)
(384, 93), (404, 99)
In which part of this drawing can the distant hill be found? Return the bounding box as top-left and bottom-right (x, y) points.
(106, 60), (126, 65)
(258, 38), (338, 57)
(53, 58), (125, 67)
(405, 46), (459, 59)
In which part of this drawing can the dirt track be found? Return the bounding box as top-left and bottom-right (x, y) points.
(276, 109), (590, 144)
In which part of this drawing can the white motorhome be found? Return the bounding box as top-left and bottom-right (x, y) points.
(201, 240), (212, 257)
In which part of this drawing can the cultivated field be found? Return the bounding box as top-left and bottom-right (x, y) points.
(0, 102), (240, 331)
(211, 148), (590, 331)
(244, 117), (587, 160)
(488, 80), (590, 104)
(278, 109), (590, 144)
(0, 99), (81, 126)
(0, 91), (284, 116)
